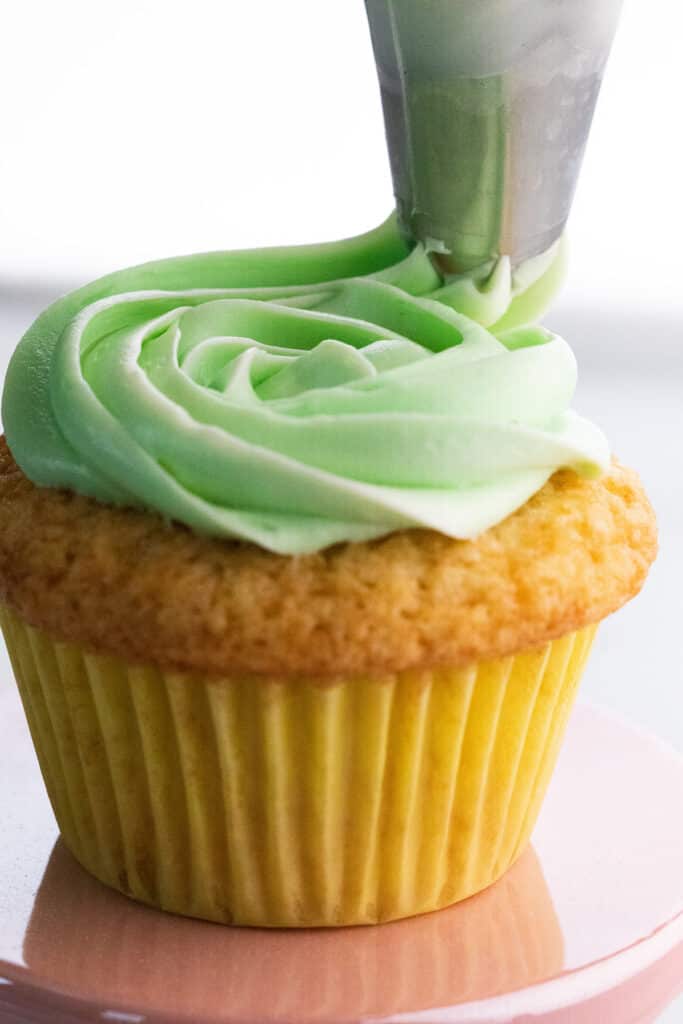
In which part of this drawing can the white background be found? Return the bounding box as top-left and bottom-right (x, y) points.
(0, 0), (682, 314)
(1, 2), (682, 1020)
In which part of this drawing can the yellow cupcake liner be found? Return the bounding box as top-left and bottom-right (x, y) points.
(1, 604), (596, 928)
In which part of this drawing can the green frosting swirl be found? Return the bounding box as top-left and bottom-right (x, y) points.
(2, 217), (608, 554)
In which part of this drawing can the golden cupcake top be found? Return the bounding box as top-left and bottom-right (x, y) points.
(0, 440), (656, 679)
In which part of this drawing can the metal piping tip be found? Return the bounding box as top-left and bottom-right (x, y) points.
(365, 0), (624, 272)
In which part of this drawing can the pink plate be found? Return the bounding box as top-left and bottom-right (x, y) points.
(0, 681), (682, 1024)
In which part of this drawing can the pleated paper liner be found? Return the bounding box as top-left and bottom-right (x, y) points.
(24, 840), (564, 1020)
(0, 604), (596, 927)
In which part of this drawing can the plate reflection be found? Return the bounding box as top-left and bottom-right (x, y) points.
(22, 840), (563, 1022)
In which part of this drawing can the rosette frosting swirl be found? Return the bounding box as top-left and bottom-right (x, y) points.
(2, 218), (608, 554)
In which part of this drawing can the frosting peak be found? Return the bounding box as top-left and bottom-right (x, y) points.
(2, 219), (608, 554)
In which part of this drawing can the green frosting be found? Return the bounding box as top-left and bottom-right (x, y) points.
(2, 217), (608, 554)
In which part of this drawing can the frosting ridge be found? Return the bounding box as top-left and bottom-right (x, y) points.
(2, 218), (608, 554)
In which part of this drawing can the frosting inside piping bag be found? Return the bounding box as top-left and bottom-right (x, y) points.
(2, 217), (608, 555)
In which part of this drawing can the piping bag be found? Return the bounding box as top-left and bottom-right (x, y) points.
(365, 0), (623, 273)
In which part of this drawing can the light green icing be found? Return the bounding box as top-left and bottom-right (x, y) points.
(2, 217), (607, 554)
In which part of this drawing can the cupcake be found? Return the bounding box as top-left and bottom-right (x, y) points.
(0, 218), (656, 927)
